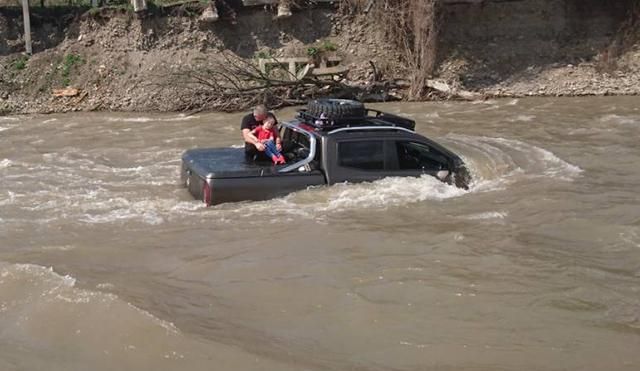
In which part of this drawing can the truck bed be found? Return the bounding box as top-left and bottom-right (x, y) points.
(181, 147), (326, 204)
(182, 147), (281, 178)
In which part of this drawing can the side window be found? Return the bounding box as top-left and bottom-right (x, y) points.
(282, 129), (311, 158)
(396, 141), (447, 170)
(338, 141), (384, 170)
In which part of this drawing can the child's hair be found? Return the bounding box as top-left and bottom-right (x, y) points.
(264, 116), (276, 125)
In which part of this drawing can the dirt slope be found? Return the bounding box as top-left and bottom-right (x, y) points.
(0, 2), (638, 114)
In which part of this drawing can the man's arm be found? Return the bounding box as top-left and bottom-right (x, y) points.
(240, 114), (265, 151)
(242, 128), (265, 151)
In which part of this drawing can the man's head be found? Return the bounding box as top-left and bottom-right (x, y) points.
(253, 105), (268, 122)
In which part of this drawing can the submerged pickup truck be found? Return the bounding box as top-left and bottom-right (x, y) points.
(181, 99), (470, 205)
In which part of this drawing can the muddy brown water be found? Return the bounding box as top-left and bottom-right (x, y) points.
(1, 97), (639, 371)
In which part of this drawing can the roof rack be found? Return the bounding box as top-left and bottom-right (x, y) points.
(296, 109), (416, 131)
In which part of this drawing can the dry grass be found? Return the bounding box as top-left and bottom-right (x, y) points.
(360, 0), (441, 99)
(597, 0), (640, 73)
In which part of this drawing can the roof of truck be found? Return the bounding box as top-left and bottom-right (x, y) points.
(286, 109), (418, 138)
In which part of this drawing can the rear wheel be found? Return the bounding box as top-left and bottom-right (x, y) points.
(306, 99), (365, 119)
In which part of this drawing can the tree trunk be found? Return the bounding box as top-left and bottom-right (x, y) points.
(408, 0), (439, 100)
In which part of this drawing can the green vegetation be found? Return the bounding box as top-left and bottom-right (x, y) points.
(11, 55), (29, 71)
(255, 50), (274, 60)
(87, 6), (102, 16)
(306, 40), (338, 57)
(60, 53), (84, 86)
(320, 40), (337, 52)
(0, 101), (12, 115)
(306, 47), (319, 57)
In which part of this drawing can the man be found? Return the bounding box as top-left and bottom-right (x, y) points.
(241, 104), (281, 161)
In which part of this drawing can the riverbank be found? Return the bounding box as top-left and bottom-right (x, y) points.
(1, 1), (639, 115)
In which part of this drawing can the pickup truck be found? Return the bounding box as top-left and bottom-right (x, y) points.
(181, 99), (471, 205)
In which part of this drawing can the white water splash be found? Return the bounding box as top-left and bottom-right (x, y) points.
(41, 245), (77, 251)
(471, 99), (500, 105)
(422, 112), (441, 121)
(106, 115), (198, 123)
(216, 174), (469, 221)
(461, 211), (508, 220)
(75, 197), (193, 225)
(0, 159), (13, 168)
(107, 117), (156, 123)
(2, 129), (582, 226)
(598, 114), (639, 126)
(507, 114), (536, 122)
(80, 208), (165, 225)
(13, 132), (582, 226)
(0, 124), (17, 132)
(447, 135), (583, 185)
(0, 116), (20, 122)
(0, 191), (17, 206)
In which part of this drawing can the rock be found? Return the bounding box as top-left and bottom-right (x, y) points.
(276, 3), (293, 19)
(394, 79), (411, 88)
(458, 90), (482, 100)
(426, 79), (452, 94)
(388, 90), (403, 100)
(52, 87), (80, 97)
(199, 5), (219, 23)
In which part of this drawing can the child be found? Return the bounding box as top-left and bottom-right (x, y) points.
(250, 116), (286, 164)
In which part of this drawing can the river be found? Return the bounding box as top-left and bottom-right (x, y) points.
(1, 96), (639, 370)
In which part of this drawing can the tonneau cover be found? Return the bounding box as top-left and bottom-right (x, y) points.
(182, 148), (281, 179)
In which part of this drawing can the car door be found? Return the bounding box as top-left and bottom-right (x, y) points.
(390, 140), (450, 178)
(328, 139), (392, 184)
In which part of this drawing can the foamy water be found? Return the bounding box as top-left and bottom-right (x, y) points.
(106, 115), (200, 123)
(0, 120), (582, 226)
(0, 135), (576, 225)
(0, 159), (13, 168)
(461, 211), (508, 220)
(598, 114), (640, 126)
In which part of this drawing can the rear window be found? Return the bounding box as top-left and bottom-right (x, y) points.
(282, 128), (310, 149)
(338, 141), (384, 170)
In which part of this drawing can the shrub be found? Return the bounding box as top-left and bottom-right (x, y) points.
(12, 55), (29, 71)
(60, 53), (84, 86)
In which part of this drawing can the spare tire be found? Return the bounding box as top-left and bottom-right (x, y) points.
(306, 99), (365, 119)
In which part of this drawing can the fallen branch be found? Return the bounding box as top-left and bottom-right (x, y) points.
(156, 52), (371, 111)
